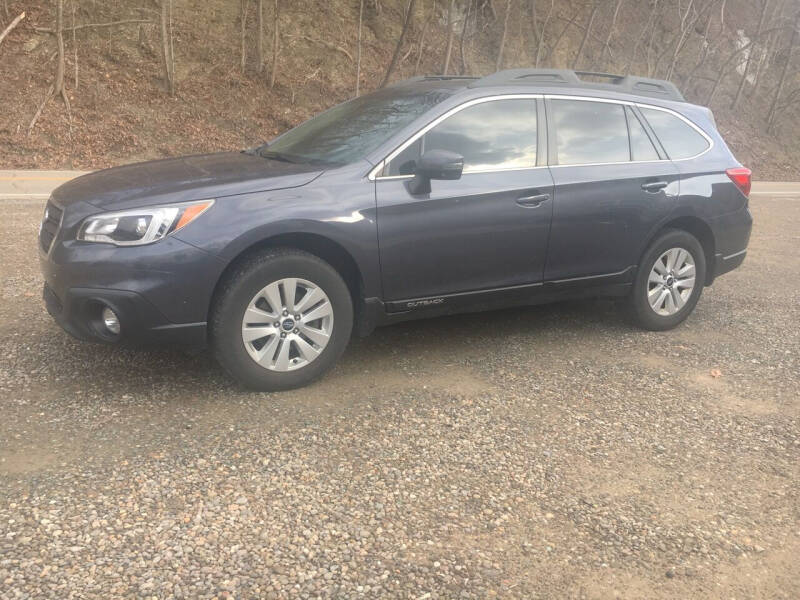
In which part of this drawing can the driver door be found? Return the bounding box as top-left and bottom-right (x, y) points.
(375, 97), (554, 302)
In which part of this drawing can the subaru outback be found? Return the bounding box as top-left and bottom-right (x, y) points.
(39, 69), (753, 391)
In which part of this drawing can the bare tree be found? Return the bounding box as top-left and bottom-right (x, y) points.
(767, 13), (799, 130)
(645, 0), (663, 76)
(732, 0), (770, 108)
(459, 0), (473, 74)
(28, 0), (71, 135)
(71, 0), (77, 89)
(601, 0), (623, 65)
(534, 0), (554, 67)
(240, 0), (248, 72)
(0, 10), (24, 49)
(414, 0), (434, 75)
(572, 0), (599, 70)
(706, 25), (786, 104)
(160, 0), (175, 95)
(257, 0), (265, 73)
(381, 0), (416, 87)
(496, 0), (512, 71)
(269, 0), (279, 88)
(356, 0), (364, 95)
(664, 0), (697, 80)
(684, 0), (725, 91)
(751, 0), (788, 96)
(442, 0), (455, 75)
(625, 0), (659, 75)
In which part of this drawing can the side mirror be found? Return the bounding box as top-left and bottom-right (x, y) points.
(408, 149), (464, 195)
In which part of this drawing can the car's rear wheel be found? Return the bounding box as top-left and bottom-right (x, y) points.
(627, 229), (706, 331)
(210, 248), (353, 391)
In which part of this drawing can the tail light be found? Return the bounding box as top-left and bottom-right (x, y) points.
(726, 167), (752, 198)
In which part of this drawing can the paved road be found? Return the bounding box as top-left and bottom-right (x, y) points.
(0, 191), (798, 599)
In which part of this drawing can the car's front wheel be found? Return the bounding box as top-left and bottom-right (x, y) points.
(627, 229), (706, 331)
(210, 248), (353, 391)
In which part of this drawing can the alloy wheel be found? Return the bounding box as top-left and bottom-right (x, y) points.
(647, 247), (696, 316)
(241, 278), (334, 371)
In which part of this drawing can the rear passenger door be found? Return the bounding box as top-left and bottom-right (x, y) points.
(544, 98), (680, 282)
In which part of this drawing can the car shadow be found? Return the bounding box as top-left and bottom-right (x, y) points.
(23, 297), (628, 399)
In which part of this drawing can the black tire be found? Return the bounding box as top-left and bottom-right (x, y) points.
(210, 248), (353, 391)
(626, 229), (706, 331)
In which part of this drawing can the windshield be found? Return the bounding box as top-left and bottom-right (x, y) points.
(257, 86), (458, 165)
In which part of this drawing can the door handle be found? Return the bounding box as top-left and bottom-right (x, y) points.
(516, 193), (550, 208)
(641, 181), (669, 193)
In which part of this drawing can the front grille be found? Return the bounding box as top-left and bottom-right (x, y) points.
(39, 200), (63, 253)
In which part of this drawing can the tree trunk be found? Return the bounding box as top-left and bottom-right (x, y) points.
(534, 0), (553, 67)
(159, 0), (174, 95)
(71, 0), (77, 89)
(381, 0), (416, 87)
(706, 24), (785, 105)
(767, 14), (799, 131)
(664, 0), (696, 80)
(732, 0), (770, 108)
(459, 0), (472, 74)
(138, 1), (147, 46)
(441, 0), (455, 75)
(645, 0), (662, 76)
(0, 11), (25, 49)
(751, 0), (787, 96)
(601, 0), (623, 65)
(240, 0), (247, 72)
(572, 0), (599, 70)
(54, 0), (65, 96)
(356, 0), (363, 95)
(257, 0), (264, 73)
(495, 0), (511, 71)
(269, 0), (279, 88)
(414, 0), (434, 76)
(625, 0), (659, 75)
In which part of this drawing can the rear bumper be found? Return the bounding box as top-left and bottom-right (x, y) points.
(712, 248), (747, 279)
(708, 204), (752, 282)
(43, 282), (207, 346)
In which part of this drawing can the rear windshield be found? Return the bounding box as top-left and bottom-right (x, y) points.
(259, 87), (457, 165)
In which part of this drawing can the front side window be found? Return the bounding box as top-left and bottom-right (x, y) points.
(385, 98), (537, 176)
(552, 99), (629, 165)
(640, 107), (710, 159)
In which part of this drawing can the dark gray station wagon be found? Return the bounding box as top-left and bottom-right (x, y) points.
(40, 69), (753, 390)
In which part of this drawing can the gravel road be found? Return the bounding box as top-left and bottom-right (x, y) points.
(1, 195), (798, 599)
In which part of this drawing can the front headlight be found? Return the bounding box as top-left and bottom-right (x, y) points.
(77, 200), (214, 246)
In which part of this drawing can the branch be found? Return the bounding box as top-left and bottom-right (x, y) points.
(298, 35), (353, 61)
(33, 19), (150, 34)
(0, 11), (25, 48)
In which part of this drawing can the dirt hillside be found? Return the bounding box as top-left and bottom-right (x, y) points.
(0, 0), (798, 180)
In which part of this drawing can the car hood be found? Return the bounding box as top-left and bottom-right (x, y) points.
(51, 152), (325, 211)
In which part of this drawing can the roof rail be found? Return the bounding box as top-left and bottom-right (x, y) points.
(389, 75), (478, 87)
(468, 69), (685, 102)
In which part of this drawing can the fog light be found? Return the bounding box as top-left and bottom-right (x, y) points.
(101, 307), (121, 335)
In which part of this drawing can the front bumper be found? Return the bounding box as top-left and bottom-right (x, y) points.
(42, 282), (207, 345)
(39, 201), (226, 346)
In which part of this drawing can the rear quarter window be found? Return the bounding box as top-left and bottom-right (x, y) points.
(640, 107), (710, 160)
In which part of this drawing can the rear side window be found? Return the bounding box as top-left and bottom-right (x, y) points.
(552, 99), (629, 165)
(640, 107), (710, 159)
(385, 98), (537, 175)
(626, 107), (660, 161)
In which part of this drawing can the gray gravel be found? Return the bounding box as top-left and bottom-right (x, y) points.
(1, 196), (798, 599)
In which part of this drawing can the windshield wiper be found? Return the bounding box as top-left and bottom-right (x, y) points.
(258, 149), (302, 164)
